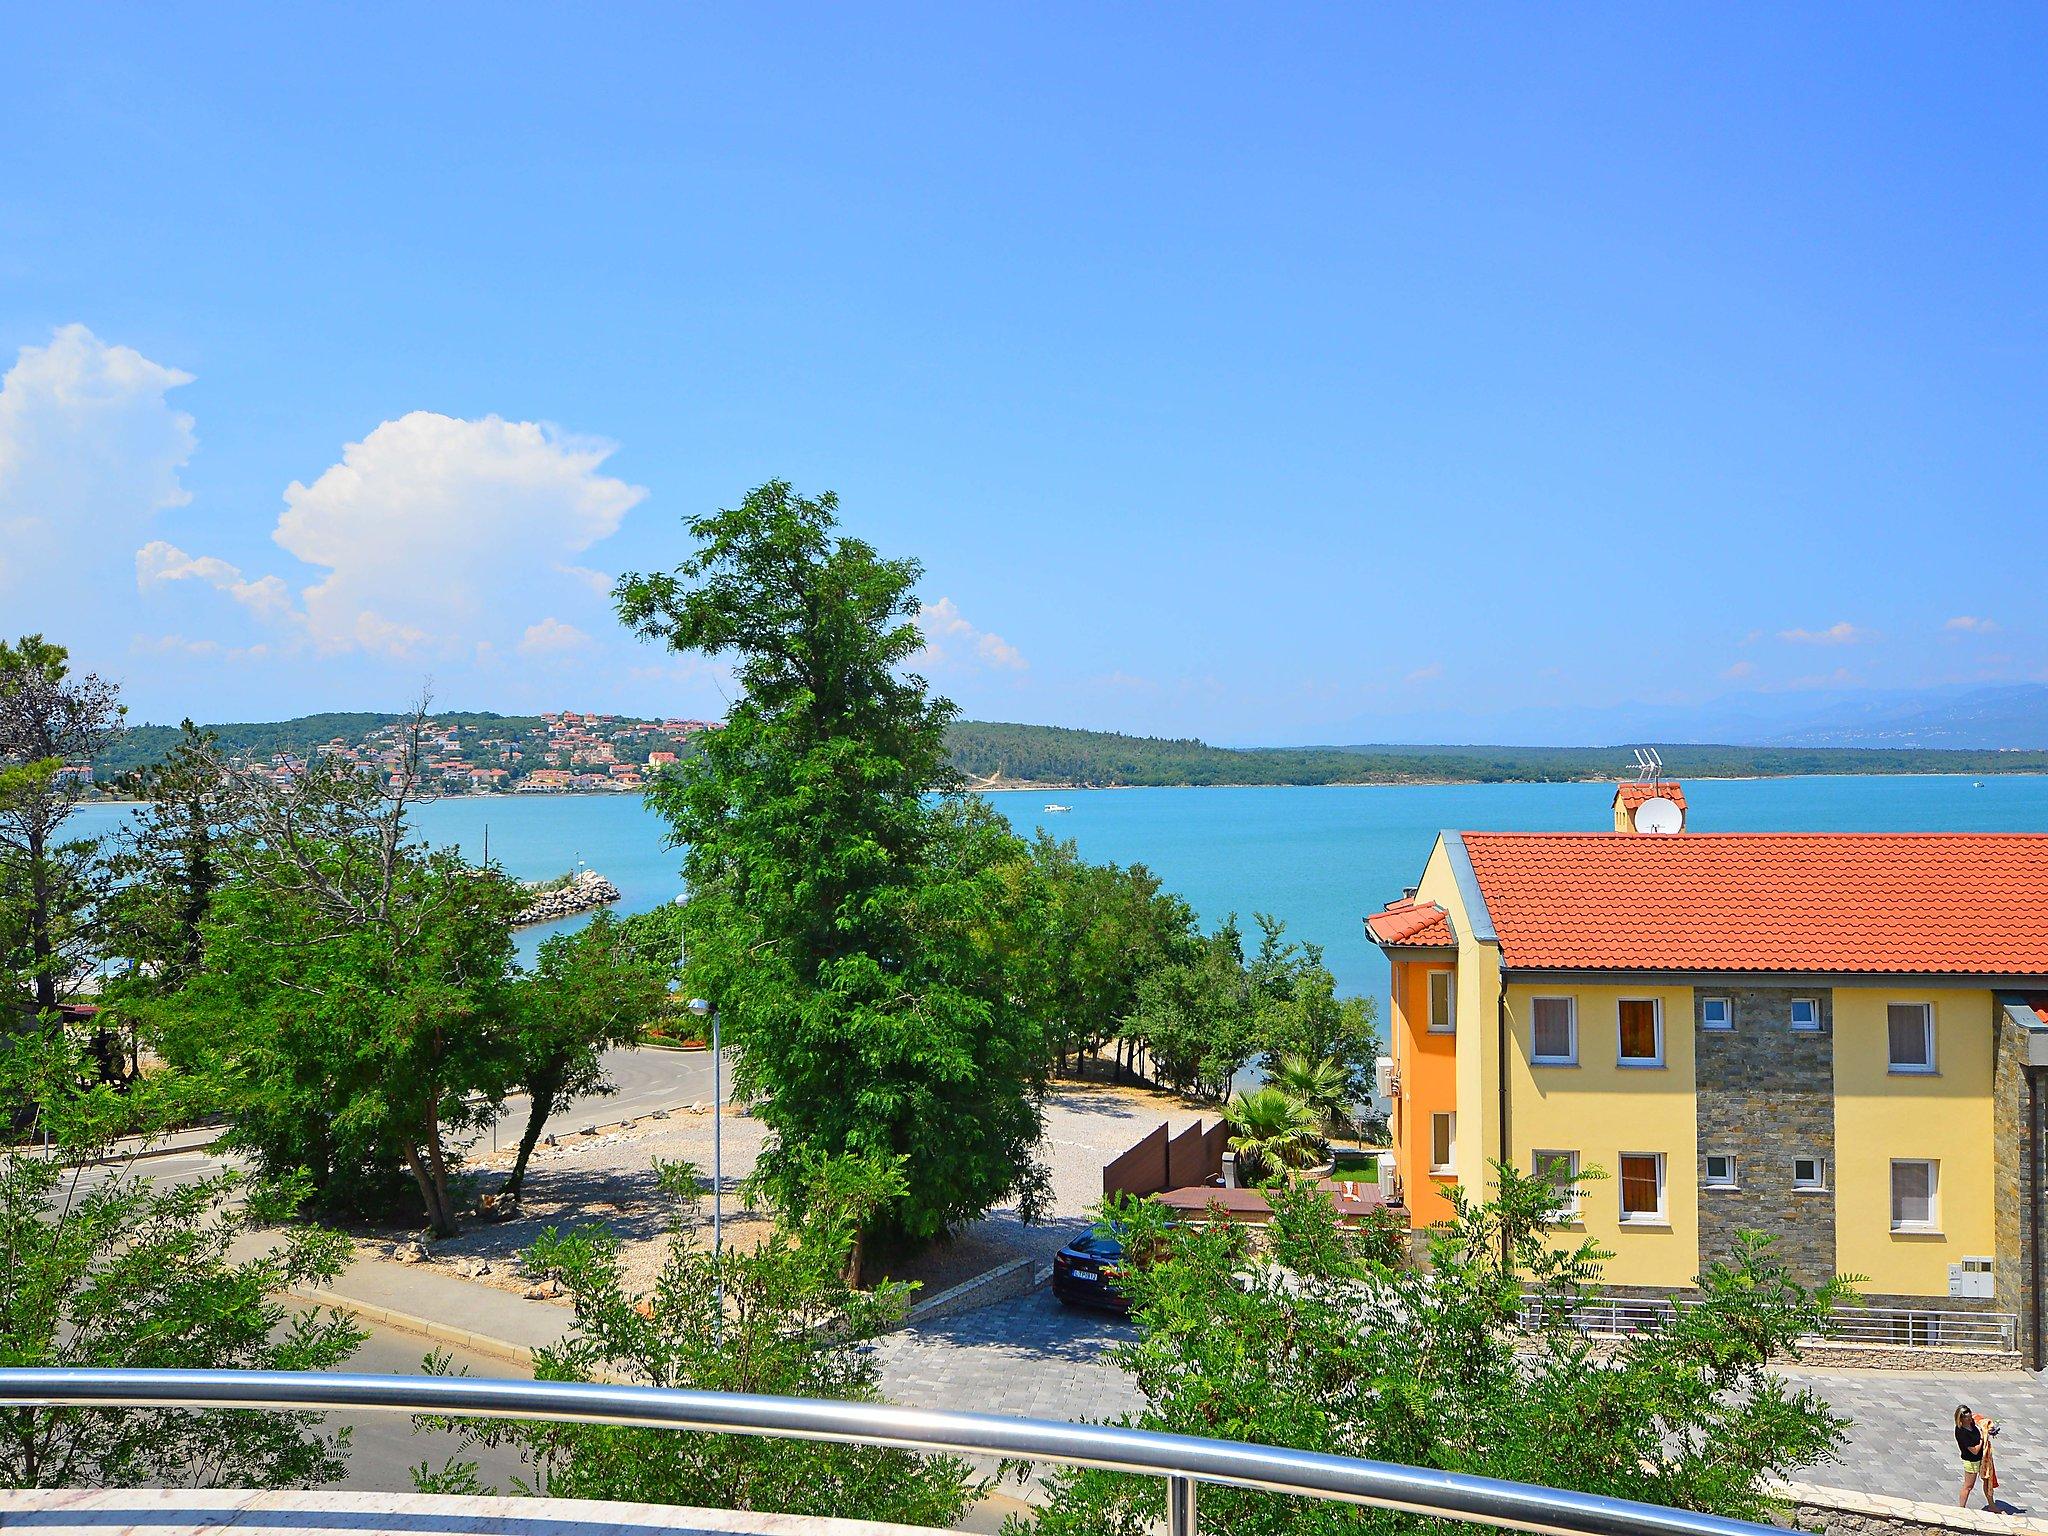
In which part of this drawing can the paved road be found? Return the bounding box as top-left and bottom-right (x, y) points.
(874, 1288), (1141, 1425)
(326, 1326), (531, 1493)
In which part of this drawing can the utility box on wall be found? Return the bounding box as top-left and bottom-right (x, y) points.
(1949, 1256), (1994, 1299)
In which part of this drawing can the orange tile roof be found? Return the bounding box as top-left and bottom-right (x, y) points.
(1367, 896), (1454, 948)
(1613, 781), (1687, 813)
(1458, 833), (2048, 975)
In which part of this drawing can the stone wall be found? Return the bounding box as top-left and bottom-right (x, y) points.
(512, 869), (622, 928)
(1694, 986), (1836, 1282)
(1991, 1001), (2043, 1366)
(1773, 1480), (2036, 1536)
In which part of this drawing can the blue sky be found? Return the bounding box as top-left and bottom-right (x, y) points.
(2, 6), (2042, 741)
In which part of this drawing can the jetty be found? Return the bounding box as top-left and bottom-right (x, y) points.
(512, 868), (622, 927)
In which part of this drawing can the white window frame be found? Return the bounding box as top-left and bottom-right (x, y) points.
(1793, 1156), (1827, 1191)
(1530, 996), (1578, 1066)
(1617, 998), (1665, 1068)
(1703, 1153), (1738, 1190)
(1886, 1001), (1937, 1075)
(1531, 1149), (1580, 1217)
(1618, 1151), (1667, 1225)
(1790, 997), (1822, 1033)
(1891, 1158), (1939, 1232)
(1426, 970), (1456, 1034)
(1429, 1112), (1456, 1175)
(1700, 995), (1732, 1032)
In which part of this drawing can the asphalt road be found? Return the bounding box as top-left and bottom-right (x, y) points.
(325, 1326), (533, 1493)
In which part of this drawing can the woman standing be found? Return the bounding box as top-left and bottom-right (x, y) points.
(1956, 1405), (1999, 1510)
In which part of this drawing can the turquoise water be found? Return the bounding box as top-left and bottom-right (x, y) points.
(66, 774), (2048, 1001)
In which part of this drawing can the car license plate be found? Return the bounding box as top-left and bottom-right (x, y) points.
(1070, 1269), (1097, 1283)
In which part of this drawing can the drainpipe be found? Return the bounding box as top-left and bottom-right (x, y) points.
(1498, 962), (1512, 1269)
(2030, 1065), (2044, 1372)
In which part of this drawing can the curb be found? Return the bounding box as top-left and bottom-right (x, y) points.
(289, 1286), (541, 1369)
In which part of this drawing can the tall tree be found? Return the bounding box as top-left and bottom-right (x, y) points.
(0, 636), (121, 1024)
(617, 482), (1056, 1254)
(163, 709), (524, 1234)
(104, 721), (229, 990)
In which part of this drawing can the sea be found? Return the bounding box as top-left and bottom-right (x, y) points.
(65, 774), (2048, 1008)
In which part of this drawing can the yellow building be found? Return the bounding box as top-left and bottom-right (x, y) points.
(1367, 785), (2048, 1366)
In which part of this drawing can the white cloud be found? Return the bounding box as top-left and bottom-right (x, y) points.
(518, 617), (594, 657)
(0, 324), (195, 590)
(1722, 659), (1757, 680)
(149, 411), (647, 662)
(555, 563), (615, 598)
(915, 596), (1027, 672)
(1778, 621), (1878, 646)
(136, 540), (298, 621)
(271, 412), (646, 657)
(1945, 615), (1999, 634)
(1404, 662), (1444, 684)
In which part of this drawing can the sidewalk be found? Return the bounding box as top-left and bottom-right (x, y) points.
(291, 1254), (574, 1367)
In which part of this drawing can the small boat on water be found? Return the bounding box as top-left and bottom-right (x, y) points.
(1043, 803), (1073, 813)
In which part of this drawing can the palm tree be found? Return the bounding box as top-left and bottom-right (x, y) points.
(1225, 1085), (1324, 1184)
(1268, 1052), (1355, 1141)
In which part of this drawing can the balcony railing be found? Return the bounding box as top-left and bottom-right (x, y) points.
(1521, 1295), (2019, 1352)
(0, 1367), (1789, 1536)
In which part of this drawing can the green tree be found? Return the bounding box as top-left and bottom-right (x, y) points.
(104, 721), (229, 991)
(0, 1036), (365, 1488)
(1022, 1167), (1851, 1536)
(502, 911), (669, 1198)
(0, 635), (121, 1028)
(1247, 915), (1379, 1109)
(1122, 918), (1258, 1101)
(1266, 1052), (1357, 1140)
(416, 1153), (977, 1526)
(1224, 1084), (1325, 1182)
(164, 713), (525, 1234)
(616, 481), (1056, 1255)
(1028, 834), (1198, 1076)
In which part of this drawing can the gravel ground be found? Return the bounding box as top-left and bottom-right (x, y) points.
(365, 1078), (1212, 1299)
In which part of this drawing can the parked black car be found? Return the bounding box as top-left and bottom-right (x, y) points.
(1051, 1227), (1130, 1311)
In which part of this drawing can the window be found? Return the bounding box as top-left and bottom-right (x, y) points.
(1790, 997), (1821, 1032)
(1531, 997), (1577, 1064)
(1794, 1156), (1827, 1191)
(1531, 1149), (1580, 1216)
(1703, 1153), (1737, 1189)
(1619, 1153), (1665, 1223)
(1887, 1003), (1935, 1074)
(1618, 999), (1663, 1066)
(1891, 1159), (1939, 1230)
(1429, 1112), (1456, 1174)
(1701, 996), (1732, 1031)
(1427, 970), (1456, 1034)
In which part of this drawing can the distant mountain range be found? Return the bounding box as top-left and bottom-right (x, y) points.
(1287, 684), (2048, 753)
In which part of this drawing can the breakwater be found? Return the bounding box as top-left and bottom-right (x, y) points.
(512, 868), (622, 928)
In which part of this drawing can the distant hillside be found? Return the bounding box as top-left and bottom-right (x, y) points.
(98, 712), (545, 780)
(90, 712), (2048, 792)
(1765, 685), (2048, 750)
(943, 721), (2048, 787)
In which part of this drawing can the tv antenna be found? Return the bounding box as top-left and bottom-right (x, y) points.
(1629, 746), (1664, 784)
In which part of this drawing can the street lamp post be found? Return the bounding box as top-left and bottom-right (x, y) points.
(685, 995), (721, 1273)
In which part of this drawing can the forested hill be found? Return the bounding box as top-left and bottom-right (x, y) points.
(943, 721), (2048, 787)
(91, 712), (2048, 789)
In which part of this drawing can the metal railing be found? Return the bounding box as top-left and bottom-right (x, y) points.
(0, 1367), (1787, 1536)
(1522, 1296), (2019, 1352)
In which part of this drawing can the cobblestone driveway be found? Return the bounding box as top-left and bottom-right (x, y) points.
(877, 1285), (2048, 1514)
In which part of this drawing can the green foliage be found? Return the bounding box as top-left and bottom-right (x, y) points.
(1027, 834), (1199, 1064)
(1267, 1053), (1356, 1138)
(161, 749), (525, 1233)
(1022, 1166), (1851, 1536)
(618, 482), (1056, 1254)
(502, 911), (671, 1195)
(414, 1154), (977, 1526)
(949, 721), (2048, 787)
(1122, 919), (1259, 1100)
(0, 1035), (365, 1488)
(0, 635), (122, 1027)
(1224, 1084), (1325, 1181)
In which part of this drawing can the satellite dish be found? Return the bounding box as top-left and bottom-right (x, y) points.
(1635, 796), (1684, 834)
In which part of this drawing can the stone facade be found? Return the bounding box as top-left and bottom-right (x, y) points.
(1992, 1001), (2045, 1366)
(1774, 1480), (2035, 1536)
(1694, 985), (1837, 1282)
